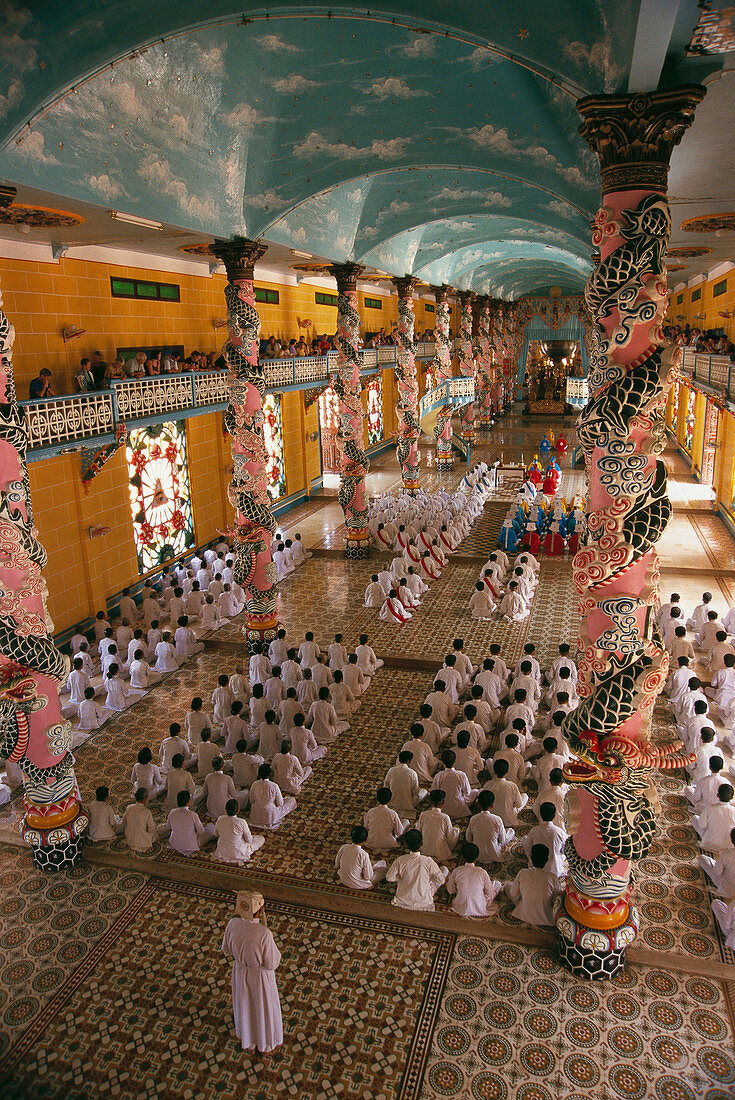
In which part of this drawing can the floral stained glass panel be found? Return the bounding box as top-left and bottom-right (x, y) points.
(684, 386), (696, 452)
(263, 393), (286, 500)
(126, 420), (195, 573)
(366, 375), (383, 445)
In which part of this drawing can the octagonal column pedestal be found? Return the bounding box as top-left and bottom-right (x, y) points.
(0, 254), (88, 870)
(555, 86), (705, 980)
(458, 292), (477, 443)
(331, 264), (370, 558)
(476, 297), (493, 430)
(393, 277), (421, 494)
(212, 238), (280, 653)
(431, 285), (454, 471)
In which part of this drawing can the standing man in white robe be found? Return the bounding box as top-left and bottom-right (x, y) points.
(222, 892), (283, 1054)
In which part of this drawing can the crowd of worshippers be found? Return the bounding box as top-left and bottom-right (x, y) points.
(664, 323), (735, 359)
(64, 628), (385, 862)
(499, 484), (585, 558)
(469, 548), (539, 623)
(29, 349), (226, 399)
(365, 466), (496, 624)
(658, 591), (735, 946)
(334, 638), (578, 923)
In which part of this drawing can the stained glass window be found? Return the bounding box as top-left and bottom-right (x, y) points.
(263, 393), (286, 499)
(366, 375), (383, 445)
(669, 380), (680, 429)
(126, 420), (195, 573)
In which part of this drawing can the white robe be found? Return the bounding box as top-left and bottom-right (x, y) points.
(465, 810), (514, 862)
(214, 815), (265, 863)
(386, 851), (447, 911)
(446, 865), (502, 917)
(222, 918), (283, 1053)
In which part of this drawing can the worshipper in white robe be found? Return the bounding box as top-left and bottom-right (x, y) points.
(185, 698), (215, 746)
(465, 790), (515, 862)
(212, 675), (236, 730)
(484, 758), (528, 826)
(288, 714), (328, 764)
(75, 642), (95, 677)
(493, 733), (527, 789)
(119, 589), (139, 623)
(522, 803), (568, 878)
(693, 784), (735, 851)
(686, 591), (713, 634)
(231, 743), (265, 791)
(386, 828), (448, 911)
(398, 730), (436, 784)
(384, 751), (427, 815)
(121, 789), (161, 852)
(87, 785), (121, 842)
(706, 654), (735, 722)
(363, 788), (408, 851)
(104, 666), (143, 712)
(272, 741), (312, 795)
(129, 650), (162, 691)
(356, 635), (383, 675)
(222, 891), (283, 1055)
(406, 566), (428, 600)
(328, 634), (349, 671)
(453, 730), (485, 784)
(343, 656), (367, 699)
(446, 843), (503, 918)
(424, 682), (458, 730)
(250, 647), (272, 686)
(175, 616), (204, 658)
(535, 770), (569, 824)
(298, 632), (321, 670)
(203, 758), (249, 818)
(131, 747), (165, 800)
(307, 687), (349, 744)
(218, 585), (241, 619)
(711, 900), (735, 950)
(499, 581), (530, 622)
(195, 731), (220, 779)
(329, 671), (356, 721)
(200, 595), (223, 631)
(700, 611), (725, 654)
(291, 533), (311, 566)
(335, 826), (388, 889)
(248, 763), (297, 829)
(154, 633), (181, 673)
(380, 589), (412, 623)
(698, 827), (735, 897)
(258, 713), (284, 762)
(687, 756), (727, 812)
(214, 801), (265, 864)
(505, 843), (560, 925)
(432, 750), (478, 819)
(165, 760), (203, 816)
(417, 790), (460, 862)
(76, 687), (111, 731)
(160, 724), (194, 773)
(167, 790), (216, 854)
(64, 658), (93, 710)
(470, 581), (496, 619)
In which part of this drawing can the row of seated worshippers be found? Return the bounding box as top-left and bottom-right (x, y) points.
(334, 638), (580, 924)
(82, 629), (385, 864)
(659, 595), (735, 948)
(270, 530), (312, 581)
(469, 548), (539, 622)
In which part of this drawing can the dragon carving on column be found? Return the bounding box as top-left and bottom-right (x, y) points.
(476, 297), (493, 428)
(431, 285), (454, 472)
(393, 277), (420, 493)
(0, 264), (88, 870)
(212, 238), (279, 652)
(331, 263), (370, 558)
(458, 292), (476, 442)
(555, 87), (705, 978)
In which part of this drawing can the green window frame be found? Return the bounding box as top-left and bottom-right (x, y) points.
(692, 287), (702, 302)
(424, 302), (435, 313)
(110, 276), (180, 302)
(364, 296), (382, 310)
(315, 291), (338, 306)
(677, 293), (684, 304)
(255, 287), (280, 304)
(713, 279), (727, 298)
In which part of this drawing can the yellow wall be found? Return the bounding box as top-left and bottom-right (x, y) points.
(667, 268), (735, 343)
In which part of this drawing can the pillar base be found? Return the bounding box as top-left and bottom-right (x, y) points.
(243, 614), (280, 654)
(554, 896), (639, 980)
(401, 479), (421, 496)
(436, 457), (454, 472)
(22, 809), (89, 873)
(345, 530), (371, 559)
(461, 430), (476, 443)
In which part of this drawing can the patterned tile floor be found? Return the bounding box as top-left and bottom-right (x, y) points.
(2, 409), (735, 1098)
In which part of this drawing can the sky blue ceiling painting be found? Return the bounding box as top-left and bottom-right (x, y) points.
(0, 0), (720, 297)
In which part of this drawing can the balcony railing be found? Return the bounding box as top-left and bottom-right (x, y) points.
(23, 391), (116, 450)
(679, 349), (734, 397)
(565, 378), (589, 408)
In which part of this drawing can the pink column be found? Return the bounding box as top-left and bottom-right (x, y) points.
(0, 270), (88, 870)
(331, 263), (370, 558)
(475, 297), (493, 429)
(555, 86), (705, 979)
(211, 238), (280, 651)
(393, 276), (420, 493)
(458, 292), (477, 442)
(431, 284), (454, 471)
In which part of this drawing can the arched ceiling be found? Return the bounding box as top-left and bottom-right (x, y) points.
(0, 1), (729, 297)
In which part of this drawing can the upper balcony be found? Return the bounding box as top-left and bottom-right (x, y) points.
(19, 339), (461, 460)
(679, 348), (734, 400)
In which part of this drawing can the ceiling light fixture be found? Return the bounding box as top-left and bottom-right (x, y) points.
(109, 210), (164, 230)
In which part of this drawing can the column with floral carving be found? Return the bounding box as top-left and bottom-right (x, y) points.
(331, 263), (370, 557)
(431, 285), (454, 471)
(476, 297), (493, 429)
(458, 292), (476, 442)
(0, 256), (88, 870)
(555, 87), (705, 979)
(212, 238), (280, 652)
(393, 276), (420, 493)
(489, 299), (504, 413)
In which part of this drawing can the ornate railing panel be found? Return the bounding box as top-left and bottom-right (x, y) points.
(22, 392), (115, 449)
(113, 375), (193, 420)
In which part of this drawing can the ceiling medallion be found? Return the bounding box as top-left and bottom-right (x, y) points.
(681, 212), (735, 234)
(0, 203), (83, 228)
(665, 246), (712, 259)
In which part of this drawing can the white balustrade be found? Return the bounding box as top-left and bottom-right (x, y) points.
(113, 375), (193, 420)
(22, 392), (115, 450)
(263, 360), (295, 387)
(359, 348), (378, 368)
(294, 356), (330, 384)
(566, 378), (589, 406)
(194, 371), (231, 407)
(377, 346), (396, 364)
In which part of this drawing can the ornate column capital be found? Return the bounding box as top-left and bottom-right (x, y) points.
(392, 275), (419, 298)
(0, 184), (17, 211)
(430, 283), (452, 305)
(577, 85), (706, 194)
(331, 262), (365, 294)
(458, 290), (474, 309)
(211, 236), (268, 281)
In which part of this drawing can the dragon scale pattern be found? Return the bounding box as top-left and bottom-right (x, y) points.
(394, 289), (420, 488)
